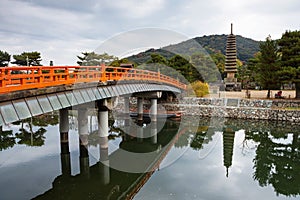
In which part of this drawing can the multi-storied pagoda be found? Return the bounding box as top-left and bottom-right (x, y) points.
(224, 23), (241, 91)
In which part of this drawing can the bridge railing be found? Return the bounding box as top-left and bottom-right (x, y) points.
(0, 65), (186, 93)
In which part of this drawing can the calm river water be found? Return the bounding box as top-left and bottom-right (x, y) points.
(0, 112), (299, 200)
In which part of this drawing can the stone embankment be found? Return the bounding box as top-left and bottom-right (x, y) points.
(163, 98), (300, 123)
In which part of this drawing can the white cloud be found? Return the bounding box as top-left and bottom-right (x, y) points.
(0, 0), (299, 65)
(102, 0), (166, 18)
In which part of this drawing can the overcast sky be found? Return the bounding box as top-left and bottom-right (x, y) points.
(1, 0), (299, 65)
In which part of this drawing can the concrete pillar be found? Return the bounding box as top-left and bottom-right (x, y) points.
(124, 96), (130, 114)
(151, 121), (157, 144)
(60, 153), (71, 176)
(98, 99), (109, 138)
(78, 108), (89, 178)
(59, 108), (69, 154)
(59, 108), (71, 176)
(99, 136), (110, 185)
(123, 97), (131, 141)
(78, 108), (89, 146)
(150, 99), (157, 122)
(150, 99), (158, 144)
(137, 125), (144, 143)
(137, 97), (143, 121)
(123, 117), (131, 142)
(97, 99), (110, 184)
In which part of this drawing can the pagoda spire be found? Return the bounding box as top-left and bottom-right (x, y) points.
(224, 23), (241, 91)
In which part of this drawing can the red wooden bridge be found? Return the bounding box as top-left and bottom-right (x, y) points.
(0, 65), (186, 94)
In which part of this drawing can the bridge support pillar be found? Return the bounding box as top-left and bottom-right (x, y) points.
(137, 126), (144, 143)
(99, 136), (110, 185)
(97, 99), (110, 184)
(59, 108), (69, 154)
(137, 97), (143, 122)
(151, 122), (157, 144)
(78, 108), (90, 178)
(97, 99), (109, 138)
(150, 99), (157, 120)
(150, 99), (158, 144)
(123, 117), (131, 141)
(124, 96), (130, 114)
(59, 108), (71, 175)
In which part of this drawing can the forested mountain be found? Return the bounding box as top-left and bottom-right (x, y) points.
(195, 34), (260, 62)
(127, 34), (260, 64)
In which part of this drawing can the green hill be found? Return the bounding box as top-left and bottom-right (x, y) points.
(194, 34), (260, 62)
(127, 34), (260, 64)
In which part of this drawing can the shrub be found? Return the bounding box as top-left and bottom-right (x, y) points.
(187, 81), (209, 97)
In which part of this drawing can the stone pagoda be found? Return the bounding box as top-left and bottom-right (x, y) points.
(224, 23), (241, 91)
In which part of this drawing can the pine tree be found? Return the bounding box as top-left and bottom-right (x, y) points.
(12, 51), (42, 66)
(278, 30), (300, 98)
(77, 52), (117, 66)
(255, 36), (281, 98)
(0, 50), (10, 67)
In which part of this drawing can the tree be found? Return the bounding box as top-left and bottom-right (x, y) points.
(110, 58), (135, 67)
(255, 36), (281, 98)
(237, 55), (259, 89)
(210, 51), (226, 78)
(0, 50), (11, 67)
(169, 54), (204, 83)
(190, 52), (221, 83)
(11, 51), (42, 66)
(77, 52), (118, 66)
(146, 53), (168, 65)
(278, 30), (300, 98)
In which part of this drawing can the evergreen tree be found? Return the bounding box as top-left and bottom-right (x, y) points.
(12, 51), (42, 66)
(278, 30), (300, 98)
(169, 54), (204, 83)
(110, 58), (133, 67)
(255, 36), (281, 98)
(190, 52), (221, 83)
(77, 52), (117, 66)
(0, 50), (11, 67)
(146, 53), (168, 65)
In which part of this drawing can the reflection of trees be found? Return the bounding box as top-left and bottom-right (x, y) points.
(12, 114), (59, 127)
(1, 114), (54, 149)
(15, 125), (46, 147)
(247, 130), (300, 197)
(13, 115), (52, 147)
(0, 126), (15, 151)
(190, 126), (211, 150)
(174, 131), (191, 148)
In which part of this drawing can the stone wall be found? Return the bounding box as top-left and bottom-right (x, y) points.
(163, 97), (300, 123)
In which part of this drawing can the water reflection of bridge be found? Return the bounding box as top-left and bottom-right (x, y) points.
(32, 115), (184, 200)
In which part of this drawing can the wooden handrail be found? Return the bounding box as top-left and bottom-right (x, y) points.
(0, 65), (186, 94)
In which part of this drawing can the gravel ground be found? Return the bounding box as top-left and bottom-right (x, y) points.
(206, 90), (296, 99)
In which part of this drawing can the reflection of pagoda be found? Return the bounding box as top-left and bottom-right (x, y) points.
(224, 23), (241, 91)
(223, 128), (235, 177)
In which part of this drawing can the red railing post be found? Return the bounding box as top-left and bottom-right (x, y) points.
(100, 64), (107, 82)
(37, 67), (43, 83)
(0, 68), (5, 87)
(65, 67), (69, 81)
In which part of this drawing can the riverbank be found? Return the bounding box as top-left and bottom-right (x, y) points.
(206, 89), (296, 99)
(164, 95), (300, 123)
